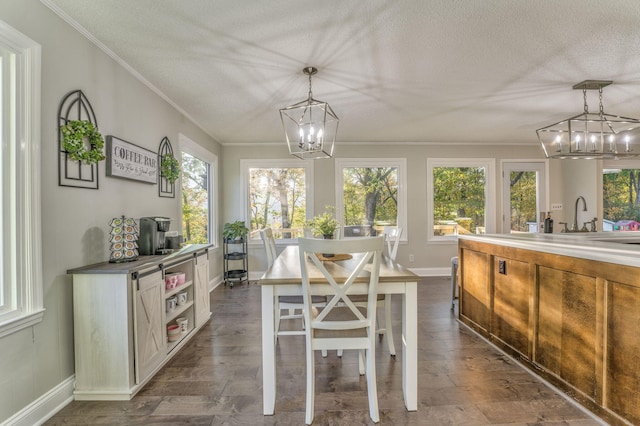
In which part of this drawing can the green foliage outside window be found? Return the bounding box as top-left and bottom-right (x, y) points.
(433, 166), (486, 234)
(249, 167), (307, 239)
(181, 153), (209, 244)
(342, 167), (398, 229)
(603, 169), (640, 223)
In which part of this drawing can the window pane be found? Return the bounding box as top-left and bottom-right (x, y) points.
(342, 167), (397, 235)
(181, 152), (210, 244)
(509, 171), (537, 233)
(603, 168), (640, 231)
(433, 166), (486, 236)
(249, 167), (306, 240)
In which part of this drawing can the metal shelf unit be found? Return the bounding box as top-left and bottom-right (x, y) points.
(223, 238), (248, 287)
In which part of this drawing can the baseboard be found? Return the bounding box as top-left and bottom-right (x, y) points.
(1, 375), (74, 426)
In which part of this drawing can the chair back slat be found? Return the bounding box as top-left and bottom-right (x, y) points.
(382, 226), (403, 261)
(260, 227), (278, 266)
(298, 236), (384, 332)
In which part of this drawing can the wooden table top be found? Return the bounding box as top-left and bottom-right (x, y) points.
(259, 245), (418, 285)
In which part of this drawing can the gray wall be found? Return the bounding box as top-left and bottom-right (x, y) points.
(0, 1), (220, 423)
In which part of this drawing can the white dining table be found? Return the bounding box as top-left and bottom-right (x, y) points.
(259, 245), (419, 415)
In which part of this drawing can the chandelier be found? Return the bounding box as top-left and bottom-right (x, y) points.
(280, 67), (339, 159)
(537, 80), (640, 159)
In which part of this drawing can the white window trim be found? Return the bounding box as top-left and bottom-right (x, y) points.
(427, 158), (496, 243)
(0, 21), (44, 338)
(179, 133), (218, 249)
(240, 158), (314, 244)
(334, 158), (408, 241)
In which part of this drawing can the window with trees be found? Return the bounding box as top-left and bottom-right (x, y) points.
(602, 160), (640, 231)
(335, 159), (407, 239)
(180, 134), (217, 247)
(0, 21), (43, 337)
(242, 159), (313, 241)
(427, 158), (495, 241)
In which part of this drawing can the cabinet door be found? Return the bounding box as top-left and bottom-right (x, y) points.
(194, 253), (211, 327)
(134, 270), (165, 383)
(492, 257), (531, 357)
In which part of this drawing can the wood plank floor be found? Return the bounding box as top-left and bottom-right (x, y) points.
(46, 277), (604, 425)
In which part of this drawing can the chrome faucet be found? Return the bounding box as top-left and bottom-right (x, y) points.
(572, 196), (587, 231)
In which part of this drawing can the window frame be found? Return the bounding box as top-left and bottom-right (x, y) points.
(427, 158), (496, 243)
(334, 158), (407, 241)
(179, 133), (218, 249)
(240, 158), (314, 244)
(0, 20), (43, 337)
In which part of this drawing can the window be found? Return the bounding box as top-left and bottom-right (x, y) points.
(0, 21), (43, 337)
(180, 133), (218, 247)
(241, 159), (314, 241)
(602, 160), (640, 232)
(427, 158), (495, 242)
(501, 161), (547, 234)
(335, 158), (407, 239)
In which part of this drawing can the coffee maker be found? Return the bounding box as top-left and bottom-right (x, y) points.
(139, 217), (173, 255)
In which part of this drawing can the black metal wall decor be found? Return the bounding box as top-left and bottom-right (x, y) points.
(158, 136), (177, 198)
(58, 90), (100, 189)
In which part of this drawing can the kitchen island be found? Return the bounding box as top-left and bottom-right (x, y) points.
(458, 233), (640, 426)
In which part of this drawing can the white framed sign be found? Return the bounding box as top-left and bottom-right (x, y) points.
(106, 135), (158, 184)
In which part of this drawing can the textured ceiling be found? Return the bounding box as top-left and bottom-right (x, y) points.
(44, 0), (640, 147)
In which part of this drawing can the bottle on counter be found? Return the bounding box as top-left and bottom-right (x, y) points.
(544, 212), (553, 234)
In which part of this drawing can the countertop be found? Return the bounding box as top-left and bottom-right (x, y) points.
(67, 244), (212, 275)
(458, 232), (640, 268)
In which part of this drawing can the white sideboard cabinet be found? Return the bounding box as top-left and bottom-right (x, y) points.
(68, 244), (211, 400)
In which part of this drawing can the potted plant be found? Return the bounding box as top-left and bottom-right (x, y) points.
(307, 207), (340, 239)
(223, 220), (249, 242)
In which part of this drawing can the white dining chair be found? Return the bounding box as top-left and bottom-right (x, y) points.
(260, 228), (325, 342)
(298, 236), (384, 424)
(376, 226), (403, 356)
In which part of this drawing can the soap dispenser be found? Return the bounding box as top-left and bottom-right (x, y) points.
(544, 212), (553, 234)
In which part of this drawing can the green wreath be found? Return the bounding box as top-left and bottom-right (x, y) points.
(61, 120), (106, 164)
(160, 154), (180, 183)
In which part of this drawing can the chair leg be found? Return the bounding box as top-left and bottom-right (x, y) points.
(451, 259), (458, 309)
(384, 295), (396, 356)
(358, 349), (365, 375)
(337, 349), (343, 357)
(366, 348), (380, 423)
(321, 349), (327, 357)
(305, 349), (315, 425)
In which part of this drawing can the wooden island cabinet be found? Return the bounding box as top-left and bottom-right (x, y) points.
(68, 244), (211, 400)
(458, 233), (640, 426)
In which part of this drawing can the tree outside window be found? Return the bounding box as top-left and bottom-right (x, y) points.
(342, 167), (398, 233)
(248, 167), (307, 239)
(428, 158), (495, 240)
(181, 152), (210, 244)
(603, 168), (640, 230)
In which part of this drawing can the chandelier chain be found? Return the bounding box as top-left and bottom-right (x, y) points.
(598, 87), (604, 116)
(583, 89), (589, 114)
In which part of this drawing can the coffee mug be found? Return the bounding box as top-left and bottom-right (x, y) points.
(176, 317), (188, 333)
(177, 291), (188, 306)
(166, 296), (177, 313)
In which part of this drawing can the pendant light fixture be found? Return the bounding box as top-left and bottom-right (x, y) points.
(537, 80), (640, 159)
(280, 66), (339, 159)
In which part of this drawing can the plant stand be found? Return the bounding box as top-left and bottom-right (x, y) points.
(223, 237), (248, 287)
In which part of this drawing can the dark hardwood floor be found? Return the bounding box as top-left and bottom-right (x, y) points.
(46, 277), (604, 425)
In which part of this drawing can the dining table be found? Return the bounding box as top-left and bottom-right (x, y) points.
(259, 245), (419, 415)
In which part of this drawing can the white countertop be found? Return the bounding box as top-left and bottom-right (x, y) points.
(458, 232), (640, 268)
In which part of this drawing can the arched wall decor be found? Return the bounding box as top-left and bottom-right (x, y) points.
(158, 136), (176, 198)
(57, 89), (100, 189)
